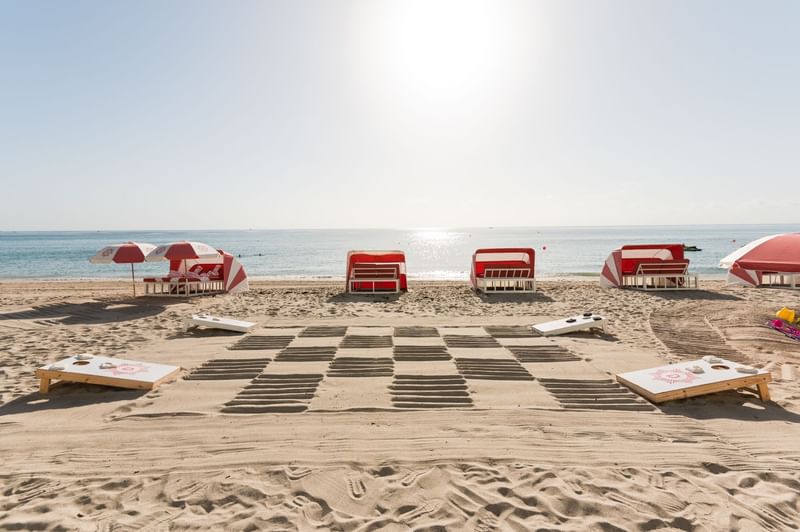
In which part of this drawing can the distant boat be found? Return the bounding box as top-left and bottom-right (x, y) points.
(683, 244), (702, 252)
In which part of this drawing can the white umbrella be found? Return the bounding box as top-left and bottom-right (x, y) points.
(89, 241), (157, 296)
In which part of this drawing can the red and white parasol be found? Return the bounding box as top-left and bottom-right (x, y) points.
(145, 241), (220, 262)
(720, 233), (800, 286)
(89, 241), (157, 296)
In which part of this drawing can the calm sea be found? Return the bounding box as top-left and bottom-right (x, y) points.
(1, 225), (798, 280)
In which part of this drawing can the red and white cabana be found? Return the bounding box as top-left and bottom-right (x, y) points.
(470, 248), (535, 293)
(720, 233), (800, 288)
(346, 250), (407, 293)
(144, 241), (249, 296)
(600, 244), (697, 290)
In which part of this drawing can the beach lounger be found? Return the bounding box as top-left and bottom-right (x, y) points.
(36, 354), (180, 393)
(143, 251), (249, 296)
(601, 244), (698, 290)
(533, 313), (607, 336)
(616, 357), (771, 403)
(183, 314), (256, 333)
(346, 250), (408, 293)
(471, 248), (536, 293)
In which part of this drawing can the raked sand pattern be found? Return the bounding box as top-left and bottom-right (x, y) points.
(1, 279), (800, 530)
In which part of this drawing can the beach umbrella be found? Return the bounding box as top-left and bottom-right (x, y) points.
(89, 241), (157, 296)
(146, 241), (221, 281)
(719, 233), (800, 286)
(145, 241), (220, 262)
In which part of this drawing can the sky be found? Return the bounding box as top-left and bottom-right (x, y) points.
(1, 0), (798, 231)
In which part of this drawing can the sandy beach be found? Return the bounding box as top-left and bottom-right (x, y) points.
(1, 279), (799, 530)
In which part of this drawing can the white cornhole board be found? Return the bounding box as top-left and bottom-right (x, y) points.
(184, 314), (256, 333)
(616, 357), (771, 404)
(36, 354), (180, 393)
(533, 313), (607, 336)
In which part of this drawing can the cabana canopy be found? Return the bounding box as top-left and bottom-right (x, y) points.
(346, 250), (407, 293)
(720, 233), (800, 287)
(600, 244), (693, 289)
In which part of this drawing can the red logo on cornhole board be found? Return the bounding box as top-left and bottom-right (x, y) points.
(650, 367), (698, 385)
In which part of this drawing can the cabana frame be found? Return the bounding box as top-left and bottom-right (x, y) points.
(346, 251), (407, 294)
(602, 244), (698, 291)
(471, 248), (536, 294)
(143, 251), (248, 297)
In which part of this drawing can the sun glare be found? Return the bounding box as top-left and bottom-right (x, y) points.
(349, 1), (536, 107)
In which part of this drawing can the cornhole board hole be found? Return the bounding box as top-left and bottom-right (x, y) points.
(616, 357), (771, 404)
(533, 313), (607, 336)
(184, 314), (256, 333)
(36, 354), (180, 393)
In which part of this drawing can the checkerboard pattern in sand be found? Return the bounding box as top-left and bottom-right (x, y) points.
(206, 325), (659, 414)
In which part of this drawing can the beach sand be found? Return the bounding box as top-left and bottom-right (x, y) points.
(1, 279), (799, 530)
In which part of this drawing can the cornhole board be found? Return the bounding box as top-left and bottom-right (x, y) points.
(616, 358), (771, 404)
(533, 314), (607, 336)
(184, 314), (256, 333)
(36, 354), (180, 393)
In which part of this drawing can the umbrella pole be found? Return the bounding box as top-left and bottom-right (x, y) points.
(131, 263), (136, 297)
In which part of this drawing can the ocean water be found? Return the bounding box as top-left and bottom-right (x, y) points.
(1, 225), (798, 280)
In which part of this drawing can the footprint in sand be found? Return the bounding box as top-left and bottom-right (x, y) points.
(470, 508), (501, 532)
(285, 493), (328, 524)
(346, 474), (366, 500)
(285, 466), (313, 481)
(399, 467), (435, 488)
(397, 499), (443, 522)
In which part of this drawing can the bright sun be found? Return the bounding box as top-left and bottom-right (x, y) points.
(350, 1), (530, 103)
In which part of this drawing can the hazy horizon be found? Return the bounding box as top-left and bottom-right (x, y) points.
(2, 221), (800, 234)
(2, 0), (798, 231)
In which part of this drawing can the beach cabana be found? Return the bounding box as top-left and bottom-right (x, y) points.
(144, 241), (248, 296)
(470, 248), (535, 293)
(600, 244), (698, 290)
(720, 233), (800, 288)
(346, 250), (407, 293)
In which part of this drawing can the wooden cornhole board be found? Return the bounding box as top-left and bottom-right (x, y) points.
(36, 354), (180, 393)
(533, 313), (607, 336)
(616, 358), (771, 404)
(184, 314), (256, 333)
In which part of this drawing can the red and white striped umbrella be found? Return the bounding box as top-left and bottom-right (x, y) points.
(145, 241), (220, 262)
(720, 233), (800, 286)
(89, 242), (157, 296)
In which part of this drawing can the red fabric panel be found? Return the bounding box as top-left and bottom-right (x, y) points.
(620, 244), (684, 260)
(619, 244), (686, 275)
(471, 248), (535, 278)
(162, 242), (200, 260)
(112, 245), (147, 263)
(228, 267), (247, 292)
(189, 263), (223, 279)
(347, 251), (407, 291)
(736, 234), (800, 273)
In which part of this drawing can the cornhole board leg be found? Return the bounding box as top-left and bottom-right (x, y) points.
(39, 376), (51, 393)
(756, 382), (771, 401)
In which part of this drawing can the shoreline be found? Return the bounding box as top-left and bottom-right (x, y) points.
(0, 273), (730, 283)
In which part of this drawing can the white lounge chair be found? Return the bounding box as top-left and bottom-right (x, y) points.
(183, 314), (256, 333)
(533, 313), (607, 336)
